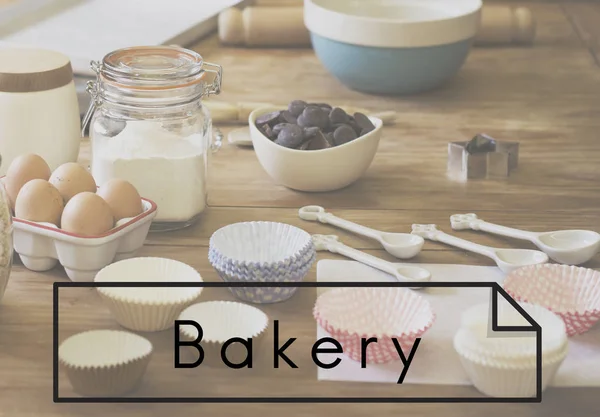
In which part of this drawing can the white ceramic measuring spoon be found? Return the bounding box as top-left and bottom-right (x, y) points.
(450, 213), (600, 265)
(411, 224), (548, 274)
(299, 206), (424, 259)
(312, 234), (431, 288)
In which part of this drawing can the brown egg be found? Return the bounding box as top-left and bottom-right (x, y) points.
(97, 179), (143, 221)
(4, 154), (52, 209)
(49, 162), (97, 203)
(14, 179), (64, 226)
(61, 192), (114, 236)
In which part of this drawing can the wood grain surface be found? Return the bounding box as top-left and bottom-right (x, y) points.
(1, 1), (600, 416)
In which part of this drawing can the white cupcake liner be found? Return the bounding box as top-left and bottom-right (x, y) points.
(458, 302), (568, 361)
(503, 264), (600, 336)
(59, 330), (153, 397)
(454, 329), (568, 398)
(313, 287), (435, 364)
(209, 221), (314, 269)
(178, 301), (269, 367)
(95, 257), (204, 332)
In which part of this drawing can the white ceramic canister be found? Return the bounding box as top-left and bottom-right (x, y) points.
(0, 48), (81, 176)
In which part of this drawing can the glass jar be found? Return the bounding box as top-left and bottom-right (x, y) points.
(82, 46), (222, 232)
(0, 154), (14, 304)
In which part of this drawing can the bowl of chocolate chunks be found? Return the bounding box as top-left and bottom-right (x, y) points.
(249, 100), (382, 192)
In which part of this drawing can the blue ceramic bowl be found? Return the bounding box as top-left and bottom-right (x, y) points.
(304, 0), (482, 95)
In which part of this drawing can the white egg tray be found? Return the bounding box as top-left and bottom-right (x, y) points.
(12, 198), (157, 282)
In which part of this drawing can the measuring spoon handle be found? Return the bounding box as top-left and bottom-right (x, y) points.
(311, 235), (428, 285)
(411, 224), (497, 260)
(299, 206), (382, 241)
(450, 213), (539, 241)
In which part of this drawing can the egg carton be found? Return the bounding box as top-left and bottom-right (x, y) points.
(12, 198), (157, 282)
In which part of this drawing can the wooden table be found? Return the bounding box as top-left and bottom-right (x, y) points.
(2, 1), (600, 416)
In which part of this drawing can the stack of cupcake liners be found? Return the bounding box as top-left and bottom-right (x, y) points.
(453, 301), (569, 398)
(208, 221), (316, 303)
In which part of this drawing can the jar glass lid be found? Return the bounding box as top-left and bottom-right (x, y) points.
(100, 46), (205, 89)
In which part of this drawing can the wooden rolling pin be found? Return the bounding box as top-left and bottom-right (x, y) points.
(219, 5), (536, 47)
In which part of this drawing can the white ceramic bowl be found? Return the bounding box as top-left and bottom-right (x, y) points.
(59, 330), (153, 397)
(249, 106), (382, 192)
(95, 257), (204, 332)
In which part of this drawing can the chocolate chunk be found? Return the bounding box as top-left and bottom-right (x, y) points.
(273, 123), (293, 135)
(280, 110), (297, 124)
(333, 124), (358, 146)
(288, 100), (307, 117)
(297, 140), (312, 150)
(261, 124), (275, 139)
(348, 120), (362, 135)
(331, 123), (353, 131)
(325, 132), (335, 146)
(354, 112), (375, 132)
(465, 133), (497, 154)
(329, 107), (349, 125)
(360, 127), (374, 136)
(313, 102), (332, 111)
(298, 106), (329, 129)
(303, 126), (321, 140)
(306, 131), (332, 150)
(256, 111), (281, 126)
(275, 124), (305, 148)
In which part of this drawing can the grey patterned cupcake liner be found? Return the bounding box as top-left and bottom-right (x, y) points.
(209, 247), (316, 281)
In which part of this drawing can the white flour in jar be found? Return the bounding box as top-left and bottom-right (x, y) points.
(92, 121), (207, 223)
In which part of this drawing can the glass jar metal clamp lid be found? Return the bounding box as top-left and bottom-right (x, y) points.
(81, 45), (222, 135)
(83, 46), (223, 232)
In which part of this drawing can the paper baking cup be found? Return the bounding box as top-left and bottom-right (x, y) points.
(503, 264), (600, 336)
(209, 245), (316, 281)
(313, 287), (435, 364)
(178, 301), (269, 367)
(59, 330), (153, 397)
(216, 252), (315, 304)
(95, 257), (204, 332)
(208, 221), (315, 275)
(458, 302), (568, 361)
(454, 328), (568, 398)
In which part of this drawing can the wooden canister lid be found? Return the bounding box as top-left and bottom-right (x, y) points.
(0, 48), (73, 93)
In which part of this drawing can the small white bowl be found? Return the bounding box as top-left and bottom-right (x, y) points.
(178, 301), (269, 366)
(59, 330), (153, 397)
(249, 106), (382, 192)
(95, 257), (204, 332)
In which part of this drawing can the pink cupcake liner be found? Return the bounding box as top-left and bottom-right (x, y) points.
(313, 287), (435, 364)
(503, 264), (600, 336)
